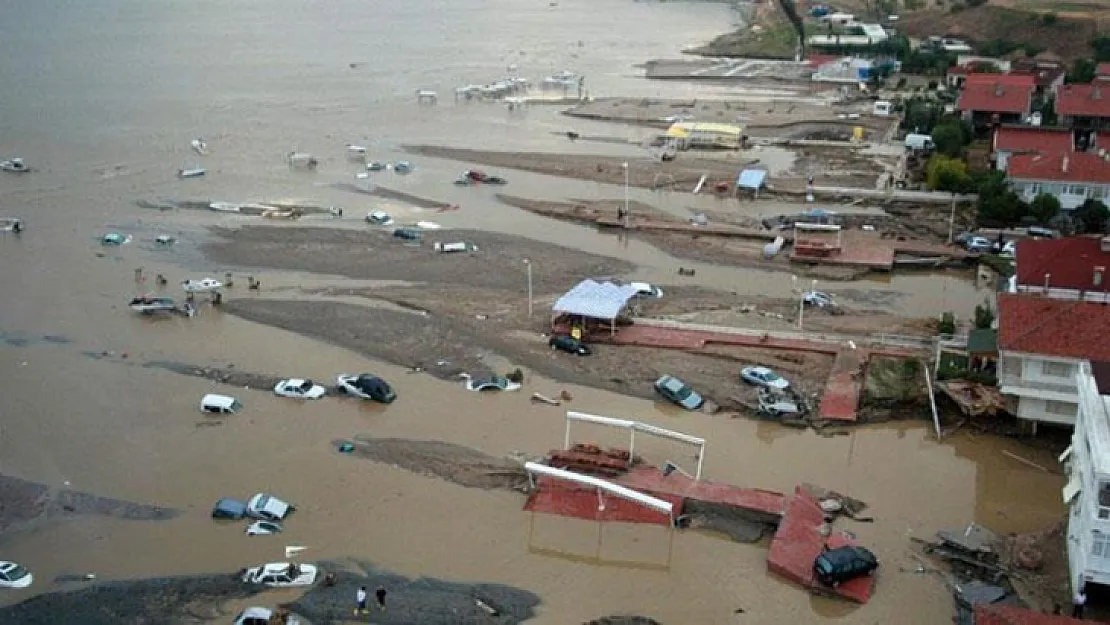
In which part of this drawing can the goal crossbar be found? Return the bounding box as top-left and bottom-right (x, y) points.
(564, 411), (706, 480)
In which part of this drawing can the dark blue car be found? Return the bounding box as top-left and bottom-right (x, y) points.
(212, 498), (248, 520)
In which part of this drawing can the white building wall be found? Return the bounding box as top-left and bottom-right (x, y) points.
(1067, 362), (1110, 589)
(1014, 285), (1110, 303)
(1010, 178), (1110, 210)
(999, 353), (1082, 425)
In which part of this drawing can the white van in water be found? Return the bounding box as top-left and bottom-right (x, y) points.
(200, 394), (242, 414)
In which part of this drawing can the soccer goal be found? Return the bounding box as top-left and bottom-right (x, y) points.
(563, 411), (706, 480)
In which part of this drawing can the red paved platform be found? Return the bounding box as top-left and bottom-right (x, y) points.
(791, 237), (896, 270)
(613, 465), (786, 519)
(584, 323), (839, 354)
(523, 477), (682, 525)
(767, 487), (875, 603)
(818, 349), (868, 422)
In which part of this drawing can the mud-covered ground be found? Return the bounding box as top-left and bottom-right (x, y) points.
(0, 474), (178, 538)
(334, 437), (533, 492)
(403, 144), (888, 193)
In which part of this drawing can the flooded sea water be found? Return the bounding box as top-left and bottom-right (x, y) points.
(0, 0), (1049, 623)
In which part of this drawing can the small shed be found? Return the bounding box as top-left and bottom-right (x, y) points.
(551, 279), (640, 336)
(736, 168), (768, 198)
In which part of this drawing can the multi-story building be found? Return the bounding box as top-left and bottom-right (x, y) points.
(1007, 151), (1110, 210)
(1066, 361), (1110, 591)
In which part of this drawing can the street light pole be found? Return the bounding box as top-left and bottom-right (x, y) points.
(524, 259), (533, 318)
(948, 192), (957, 244)
(622, 161), (630, 227)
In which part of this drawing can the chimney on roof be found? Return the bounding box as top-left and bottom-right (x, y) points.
(1102, 236), (1110, 253)
(1097, 266), (1106, 287)
(1044, 272), (1051, 293)
(994, 83), (1005, 97)
(1095, 85), (1103, 100)
(1063, 156), (1070, 173)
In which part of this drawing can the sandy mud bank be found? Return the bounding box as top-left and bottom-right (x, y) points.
(0, 474), (178, 537)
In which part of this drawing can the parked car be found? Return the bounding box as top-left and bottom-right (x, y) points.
(461, 374), (521, 392)
(235, 607), (279, 625)
(181, 278), (222, 293)
(965, 236), (991, 253)
(0, 561), (33, 589)
(246, 493), (294, 521)
(200, 394), (242, 414)
(366, 161), (386, 172)
(246, 520), (283, 536)
(549, 334), (592, 356)
(240, 562), (318, 587)
(273, 378), (327, 400)
(629, 281), (664, 299)
(740, 366), (791, 391)
(393, 227), (421, 241)
(336, 373), (396, 403)
(654, 375), (705, 410)
(802, 291), (836, 308)
(757, 388), (801, 417)
(1026, 226), (1059, 239)
(365, 211), (393, 226)
(813, 545), (879, 586)
(996, 240), (1016, 257)
(211, 498), (248, 520)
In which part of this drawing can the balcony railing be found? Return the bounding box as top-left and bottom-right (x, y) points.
(998, 374), (1077, 394)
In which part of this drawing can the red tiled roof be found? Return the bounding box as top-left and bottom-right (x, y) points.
(998, 293), (1110, 360)
(1007, 151), (1110, 183)
(993, 126), (1073, 155)
(1097, 62), (1110, 77)
(1009, 64), (1067, 89)
(958, 81), (1035, 114)
(1057, 83), (1110, 118)
(1016, 236), (1110, 291)
(964, 73), (1036, 88)
(975, 604), (1104, 625)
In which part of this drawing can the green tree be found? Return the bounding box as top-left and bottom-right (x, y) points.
(1028, 193), (1062, 224)
(1092, 35), (1110, 63)
(1074, 199), (1110, 233)
(931, 120), (970, 157)
(1068, 58), (1097, 84)
(937, 312), (957, 336)
(975, 170), (1026, 225)
(901, 97), (944, 133)
(926, 155), (971, 192)
(973, 300), (995, 329)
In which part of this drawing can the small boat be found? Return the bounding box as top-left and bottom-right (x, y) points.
(393, 161), (413, 174)
(191, 138), (208, 155)
(129, 296), (179, 314)
(209, 202), (241, 213)
(0, 158), (29, 173)
(179, 167), (206, 178)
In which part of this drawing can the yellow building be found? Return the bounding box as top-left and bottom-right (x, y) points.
(664, 122), (744, 149)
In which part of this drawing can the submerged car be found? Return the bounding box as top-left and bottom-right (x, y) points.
(461, 374), (521, 392)
(548, 334), (592, 356)
(654, 375), (704, 410)
(965, 236), (992, 253)
(813, 545), (879, 586)
(181, 278), (223, 293)
(336, 373), (396, 403)
(757, 388), (801, 417)
(802, 291), (836, 308)
(200, 394), (242, 414)
(393, 227), (421, 241)
(273, 378), (327, 399)
(0, 561), (33, 589)
(235, 607), (278, 625)
(246, 493), (294, 521)
(629, 281), (664, 299)
(740, 366), (791, 391)
(211, 498), (248, 520)
(245, 520), (283, 536)
(240, 562), (318, 587)
(365, 210), (394, 226)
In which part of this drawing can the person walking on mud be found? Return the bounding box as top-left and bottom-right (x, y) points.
(375, 585), (388, 611)
(355, 586), (368, 615)
(1073, 584), (1087, 618)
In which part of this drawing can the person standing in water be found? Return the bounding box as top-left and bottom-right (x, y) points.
(355, 586), (368, 615)
(375, 586), (387, 611)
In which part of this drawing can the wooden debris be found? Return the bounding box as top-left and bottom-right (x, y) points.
(531, 392), (561, 406)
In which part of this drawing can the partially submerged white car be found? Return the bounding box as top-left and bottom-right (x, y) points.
(245, 520), (283, 536)
(246, 493), (294, 521)
(273, 378), (327, 399)
(182, 278), (223, 293)
(629, 281), (664, 299)
(460, 373), (521, 392)
(240, 562), (317, 587)
(0, 561), (33, 588)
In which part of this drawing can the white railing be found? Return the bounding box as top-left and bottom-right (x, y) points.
(633, 317), (947, 351)
(999, 374), (1077, 394)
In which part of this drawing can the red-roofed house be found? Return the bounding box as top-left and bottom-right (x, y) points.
(1009, 57), (1068, 98)
(976, 603), (1099, 625)
(1007, 151), (1110, 209)
(958, 74), (1036, 127)
(1058, 83), (1110, 131)
(993, 126), (1074, 171)
(997, 293), (1110, 425)
(1014, 236), (1110, 301)
(1097, 62), (1110, 82)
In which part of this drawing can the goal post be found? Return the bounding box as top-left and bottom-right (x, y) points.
(523, 462), (674, 525)
(564, 411), (706, 480)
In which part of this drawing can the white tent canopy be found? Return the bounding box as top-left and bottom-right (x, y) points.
(551, 279), (639, 321)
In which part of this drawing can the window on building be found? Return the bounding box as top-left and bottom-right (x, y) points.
(1045, 400), (1075, 416)
(1068, 185), (1088, 196)
(1095, 533), (1109, 554)
(1093, 187), (1107, 200)
(1099, 483), (1110, 519)
(1042, 361), (1074, 377)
